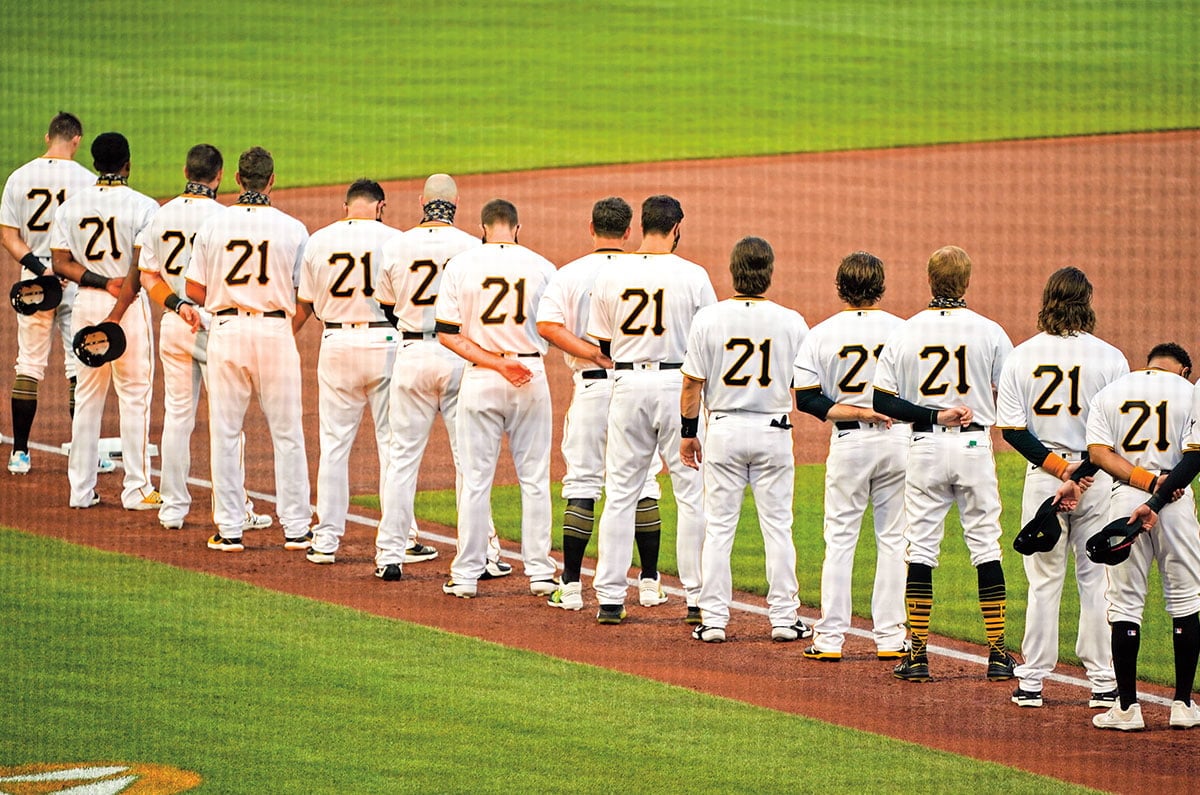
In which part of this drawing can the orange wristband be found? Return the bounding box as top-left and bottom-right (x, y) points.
(1129, 466), (1156, 492)
(1042, 453), (1069, 479)
(147, 279), (174, 310)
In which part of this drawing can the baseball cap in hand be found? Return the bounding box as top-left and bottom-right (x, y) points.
(1013, 496), (1063, 555)
(1085, 516), (1145, 565)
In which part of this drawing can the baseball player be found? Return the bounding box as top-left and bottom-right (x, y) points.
(587, 195), (715, 625)
(792, 252), (909, 660)
(294, 179), (398, 567)
(49, 132), (160, 510)
(1087, 343), (1200, 731)
(872, 245), (1016, 682)
(136, 144), (272, 533)
(2, 112), (94, 474)
(535, 196), (661, 611)
(435, 199), (558, 597)
(370, 174), (512, 581)
(186, 146), (312, 552)
(995, 267), (1126, 708)
(680, 237), (810, 643)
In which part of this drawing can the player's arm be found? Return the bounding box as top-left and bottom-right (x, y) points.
(872, 388), (972, 427)
(52, 247), (122, 298)
(436, 322), (532, 387)
(293, 299), (314, 335)
(103, 249), (146, 324)
(1086, 443), (1160, 493)
(679, 374), (704, 469)
(140, 268), (201, 332)
(1, 226), (48, 276)
(537, 321), (612, 368)
(794, 387), (892, 425)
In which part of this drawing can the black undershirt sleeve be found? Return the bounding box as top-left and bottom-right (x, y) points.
(872, 389), (937, 426)
(794, 387), (835, 420)
(1001, 428), (1052, 467)
(1147, 449), (1200, 513)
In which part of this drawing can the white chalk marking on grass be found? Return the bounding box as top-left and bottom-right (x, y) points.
(7, 435), (1170, 706)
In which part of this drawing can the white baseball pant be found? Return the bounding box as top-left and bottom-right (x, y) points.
(156, 312), (207, 525)
(15, 278), (78, 381)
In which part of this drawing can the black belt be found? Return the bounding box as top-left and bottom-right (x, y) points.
(580, 369), (607, 380)
(323, 321), (392, 329)
(913, 421), (985, 433)
(510, 352), (540, 358)
(402, 331), (437, 340)
(215, 308), (286, 318)
(614, 362), (683, 370)
(835, 420), (880, 431)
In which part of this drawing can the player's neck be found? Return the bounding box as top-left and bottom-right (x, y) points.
(592, 237), (624, 253)
(637, 232), (675, 255)
(42, 142), (76, 160)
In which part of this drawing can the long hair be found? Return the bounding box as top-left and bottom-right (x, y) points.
(1037, 267), (1096, 335)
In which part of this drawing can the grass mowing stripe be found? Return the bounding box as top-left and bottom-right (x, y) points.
(3, 1), (1195, 196)
(387, 450), (1175, 686)
(0, 529), (1095, 793)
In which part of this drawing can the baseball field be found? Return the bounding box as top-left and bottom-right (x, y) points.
(2, 2), (1199, 793)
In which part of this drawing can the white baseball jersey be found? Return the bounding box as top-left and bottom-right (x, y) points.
(188, 203), (308, 315)
(435, 242), (556, 353)
(298, 218), (398, 323)
(137, 194), (224, 299)
(996, 332), (1129, 453)
(536, 249), (622, 372)
(50, 184), (160, 278)
(874, 307), (1013, 425)
(588, 253), (717, 363)
(1086, 368), (1194, 472)
(377, 222), (481, 333)
(2, 157), (95, 264)
(793, 308), (904, 410)
(681, 297), (808, 413)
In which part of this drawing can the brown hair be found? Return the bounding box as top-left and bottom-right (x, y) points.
(481, 198), (518, 227)
(1037, 267), (1096, 335)
(927, 245), (971, 299)
(729, 237), (773, 296)
(836, 251), (885, 307)
(185, 144), (223, 183)
(48, 112), (83, 141)
(237, 146), (274, 191)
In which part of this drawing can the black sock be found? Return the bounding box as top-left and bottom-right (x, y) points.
(560, 498), (595, 584)
(11, 375), (39, 451)
(976, 560), (1007, 657)
(1173, 612), (1200, 704)
(905, 563), (934, 661)
(634, 497), (662, 580)
(1112, 621), (1141, 709)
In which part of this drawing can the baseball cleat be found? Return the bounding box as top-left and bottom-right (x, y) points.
(893, 656), (932, 682)
(1088, 689), (1119, 709)
(243, 510), (272, 530)
(986, 651), (1017, 681)
(375, 563), (403, 581)
(72, 490), (101, 509)
(638, 576), (669, 607)
(692, 624), (726, 643)
(442, 580), (477, 598)
(159, 517), (185, 531)
(596, 604), (627, 625)
(771, 620), (814, 642)
(1093, 703), (1144, 731)
(8, 450), (31, 474)
(530, 579), (559, 597)
(1170, 700), (1200, 729)
(480, 559), (513, 579)
(206, 534), (244, 553)
(684, 606), (702, 625)
(876, 641), (911, 661)
(802, 646), (842, 662)
(127, 490), (163, 511)
(283, 531), (314, 551)
(403, 543), (438, 563)
(306, 547), (336, 565)
(97, 457), (117, 475)
(1011, 687), (1043, 708)
(547, 581), (583, 610)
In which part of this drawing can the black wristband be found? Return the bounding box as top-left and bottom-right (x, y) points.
(80, 269), (109, 290)
(1145, 493), (1166, 514)
(680, 415), (699, 439)
(929, 408), (940, 427)
(164, 293), (191, 313)
(19, 252), (46, 276)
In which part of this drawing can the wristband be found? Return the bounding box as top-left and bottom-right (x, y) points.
(19, 252), (46, 277)
(929, 408), (940, 427)
(680, 415), (699, 439)
(164, 293), (191, 313)
(1041, 453), (1070, 479)
(1145, 493), (1166, 514)
(1129, 466), (1156, 492)
(80, 269), (109, 290)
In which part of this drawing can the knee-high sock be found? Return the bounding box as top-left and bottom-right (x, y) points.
(634, 497), (662, 580)
(977, 560), (1008, 656)
(561, 498), (595, 584)
(10, 375), (39, 451)
(905, 563), (934, 661)
(1173, 612), (1200, 704)
(1112, 621), (1141, 710)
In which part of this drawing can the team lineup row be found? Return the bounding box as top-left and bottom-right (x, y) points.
(4, 116), (1199, 735)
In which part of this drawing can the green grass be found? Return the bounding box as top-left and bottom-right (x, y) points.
(0, 529), (1096, 793)
(3, 1), (1195, 196)
(378, 450), (1176, 685)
